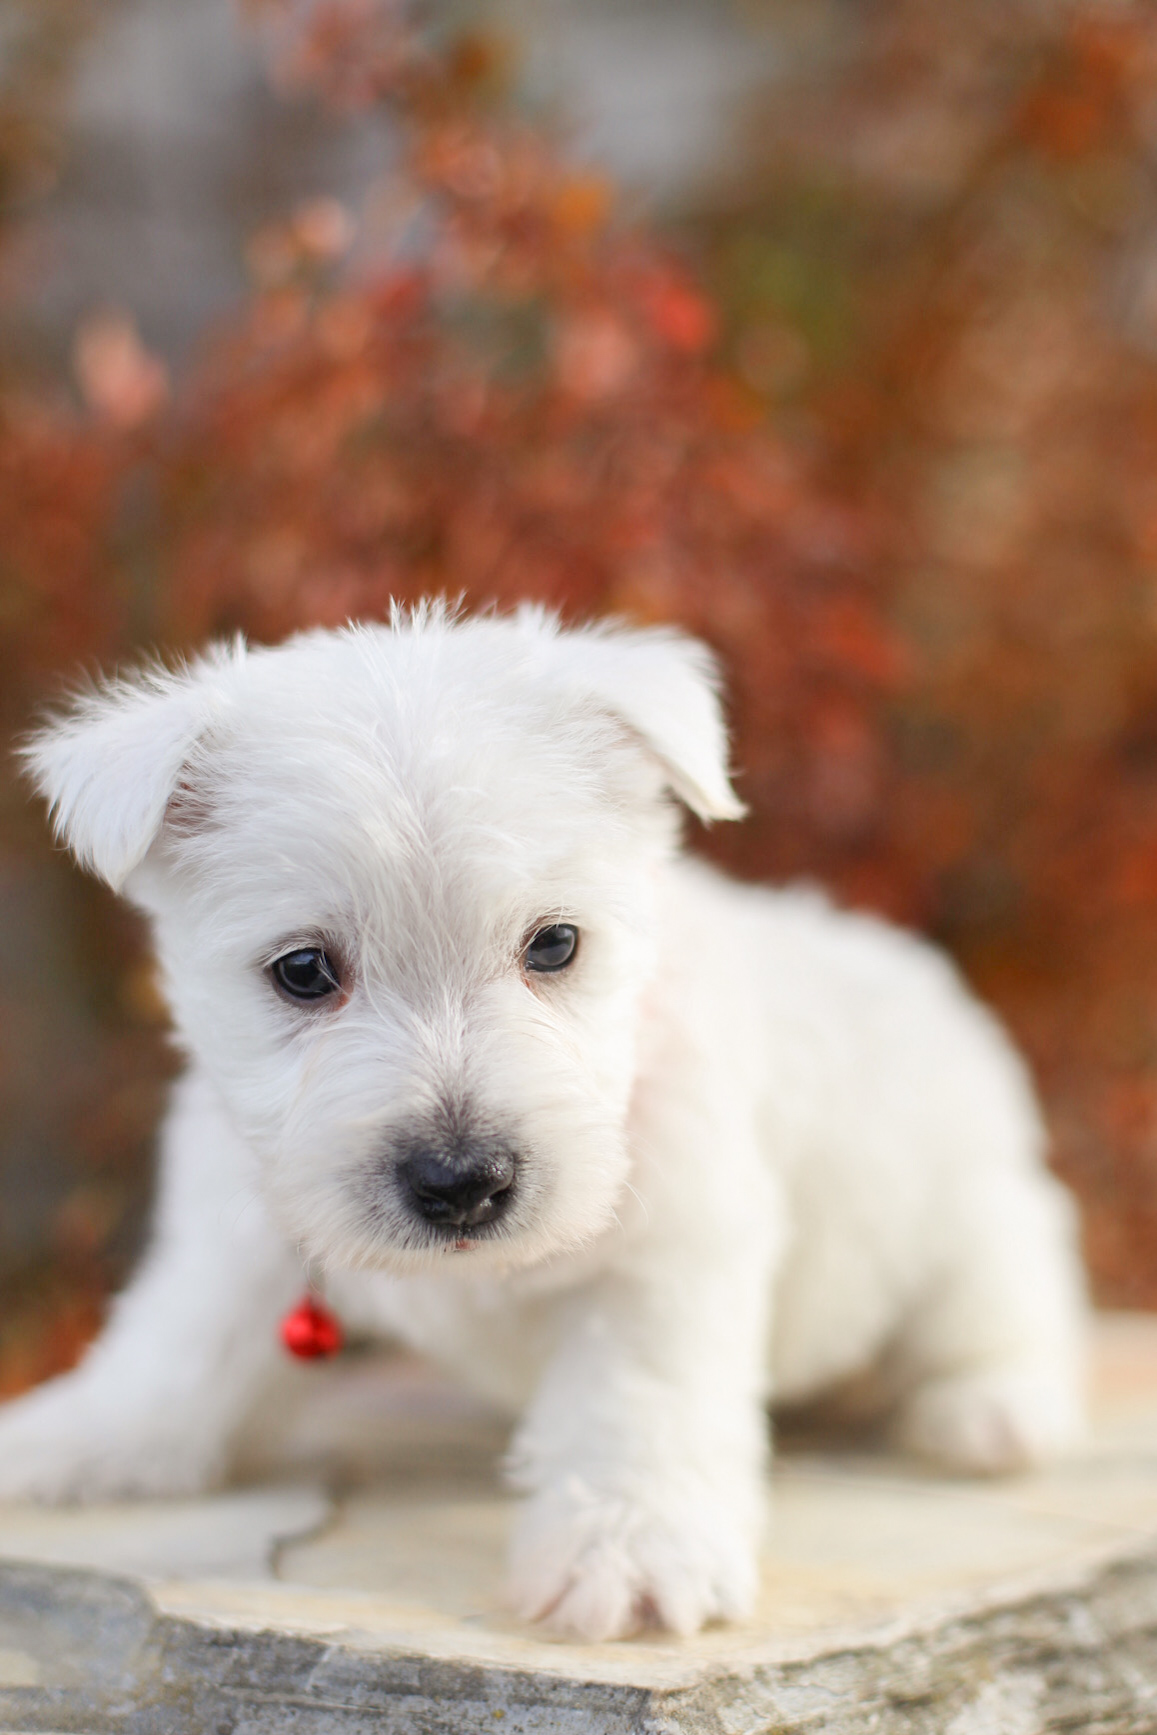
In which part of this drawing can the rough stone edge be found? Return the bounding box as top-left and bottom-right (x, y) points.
(4, 1550), (1157, 1733)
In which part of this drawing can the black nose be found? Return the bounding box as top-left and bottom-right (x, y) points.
(400, 1146), (516, 1229)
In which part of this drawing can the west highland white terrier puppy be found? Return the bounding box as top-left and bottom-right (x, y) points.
(5, 605), (1085, 1641)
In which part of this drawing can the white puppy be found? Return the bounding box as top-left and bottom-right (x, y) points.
(6, 606), (1085, 1641)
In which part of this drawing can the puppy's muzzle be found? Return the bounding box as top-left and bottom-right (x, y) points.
(400, 1145), (516, 1230)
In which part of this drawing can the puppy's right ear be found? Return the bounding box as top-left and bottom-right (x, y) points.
(20, 645), (241, 891)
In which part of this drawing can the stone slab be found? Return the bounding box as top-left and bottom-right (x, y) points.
(0, 1486), (330, 1584)
(2, 1315), (1157, 1730)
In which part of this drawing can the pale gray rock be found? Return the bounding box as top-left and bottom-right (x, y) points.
(4, 1314), (1157, 1732)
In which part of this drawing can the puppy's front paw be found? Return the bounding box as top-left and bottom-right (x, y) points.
(0, 1376), (225, 1503)
(509, 1479), (761, 1641)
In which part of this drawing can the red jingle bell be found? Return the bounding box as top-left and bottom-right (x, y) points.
(280, 1294), (344, 1360)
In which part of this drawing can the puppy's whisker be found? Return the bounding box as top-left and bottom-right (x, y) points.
(619, 1177), (651, 1229)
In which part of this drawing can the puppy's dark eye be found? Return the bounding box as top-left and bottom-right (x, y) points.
(524, 924), (579, 974)
(271, 948), (342, 1002)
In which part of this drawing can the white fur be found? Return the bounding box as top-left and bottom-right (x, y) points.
(8, 605), (1087, 1640)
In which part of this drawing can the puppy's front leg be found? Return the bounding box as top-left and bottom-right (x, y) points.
(0, 1069), (300, 1502)
(508, 1129), (778, 1641)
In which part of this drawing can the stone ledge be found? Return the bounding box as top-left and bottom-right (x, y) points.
(1, 1314), (1157, 1732)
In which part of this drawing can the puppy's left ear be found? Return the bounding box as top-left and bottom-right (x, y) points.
(532, 617), (746, 822)
(20, 645), (241, 890)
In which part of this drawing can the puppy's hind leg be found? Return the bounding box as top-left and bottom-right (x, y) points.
(892, 1165), (1088, 1475)
(0, 1068), (301, 1502)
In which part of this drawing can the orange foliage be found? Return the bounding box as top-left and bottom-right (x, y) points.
(8, 0), (1157, 1382)
(810, 2), (1157, 1302)
(158, 1), (895, 908)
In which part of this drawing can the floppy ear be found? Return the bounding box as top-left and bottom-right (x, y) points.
(521, 612), (746, 822)
(20, 643), (243, 890)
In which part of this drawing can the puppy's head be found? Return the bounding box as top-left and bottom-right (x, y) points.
(23, 607), (743, 1274)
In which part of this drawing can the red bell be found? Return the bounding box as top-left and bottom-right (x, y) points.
(280, 1294), (344, 1360)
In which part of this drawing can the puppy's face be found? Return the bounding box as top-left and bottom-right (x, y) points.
(25, 612), (742, 1275)
(147, 700), (667, 1275)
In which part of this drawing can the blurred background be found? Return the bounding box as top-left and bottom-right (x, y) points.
(3, 0), (1157, 1391)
